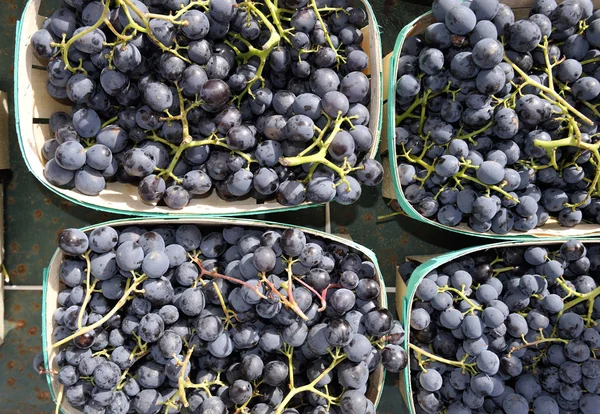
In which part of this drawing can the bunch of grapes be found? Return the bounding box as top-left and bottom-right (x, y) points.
(408, 239), (600, 413)
(40, 223), (406, 414)
(31, 0), (383, 210)
(394, 0), (600, 234)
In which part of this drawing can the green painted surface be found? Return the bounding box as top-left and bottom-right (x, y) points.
(0, 0), (479, 412)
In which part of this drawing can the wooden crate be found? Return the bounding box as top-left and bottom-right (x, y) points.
(42, 217), (387, 413)
(381, 0), (600, 239)
(396, 238), (600, 413)
(15, 0), (382, 216)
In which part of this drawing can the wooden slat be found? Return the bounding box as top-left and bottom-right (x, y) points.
(31, 68), (72, 119)
(362, 0), (382, 161)
(381, 154), (396, 200)
(380, 102), (389, 155)
(382, 52), (393, 102)
(32, 123), (53, 161)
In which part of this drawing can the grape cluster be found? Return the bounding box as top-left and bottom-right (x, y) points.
(408, 239), (600, 413)
(43, 223), (406, 414)
(394, 0), (600, 233)
(32, 0), (383, 210)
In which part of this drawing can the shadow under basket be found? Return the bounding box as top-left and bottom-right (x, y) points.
(381, 0), (600, 239)
(15, 0), (382, 217)
(42, 216), (387, 413)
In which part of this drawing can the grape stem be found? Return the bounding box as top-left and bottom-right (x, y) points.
(274, 346), (346, 414)
(189, 255), (310, 320)
(279, 113), (359, 189)
(77, 251), (93, 330)
(155, 86), (256, 182)
(492, 266), (515, 275)
(119, 0), (192, 63)
(54, 384), (64, 414)
(229, 0), (282, 103)
(212, 281), (239, 329)
(409, 343), (477, 375)
(507, 333), (568, 357)
(51, 0), (111, 73)
(504, 52), (593, 126)
(309, 0), (346, 65)
(162, 345), (226, 413)
(554, 283), (600, 330)
(51, 273), (149, 349)
(438, 285), (483, 314)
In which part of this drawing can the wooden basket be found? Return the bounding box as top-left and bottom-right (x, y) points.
(380, 0), (600, 239)
(41, 217), (387, 413)
(15, 0), (382, 217)
(396, 238), (600, 413)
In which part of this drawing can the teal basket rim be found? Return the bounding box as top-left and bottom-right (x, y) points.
(384, 9), (599, 241)
(14, 0), (383, 219)
(400, 237), (600, 413)
(41, 216), (388, 411)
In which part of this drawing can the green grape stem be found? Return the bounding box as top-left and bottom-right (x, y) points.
(533, 137), (600, 207)
(555, 283), (600, 328)
(119, 0), (191, 63)
(51, 273), (149, 349)
(212, 281), (239, 328)
(439, 285), (483, 314)
(162, 346), (226, 413)
(275, 347), (346, 414)
(507, 334), (568, 357)
(229, 0), (282, 103)
(54, 384), (64, 414)
(504, 52), (593, 127)
(409, 343), (477, 375)
(309, 0), (346, 65)
(155, 86), (256, 183)
(51, 0), (111, 73)
(77, 251), (93, 330)
(279, 114), (359, 189)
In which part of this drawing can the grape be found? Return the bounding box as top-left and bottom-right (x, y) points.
(419, 48), (445, 75)
(472, 38), (504, 69)
(433, 0), (461, 21)
(397, 74), (421, 97)
(446, 6), (477, 35)
(93, 361), (121, 389)
(55, 141), (86, 171)
(507, 20), (542, 52)
(572, 76), (600, 100)
(551, 1), (583, 30)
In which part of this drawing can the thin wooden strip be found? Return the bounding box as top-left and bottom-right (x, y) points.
(380, 101), (389, 155)
(382, 52), (393, 102)
(363, 0), (382, 161)
(32, 123), (53, 162)
(31, 68), (72, 119)
(17, 0), (43, 195)
(360, 25), (371, 76)
(381, 154), (397, 199)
